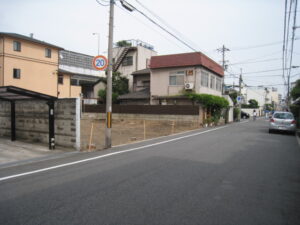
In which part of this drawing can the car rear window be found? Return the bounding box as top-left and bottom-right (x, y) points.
(273, 113), (293, 119)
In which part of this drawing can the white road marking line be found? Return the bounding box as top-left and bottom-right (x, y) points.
(0, 125), (228, 182)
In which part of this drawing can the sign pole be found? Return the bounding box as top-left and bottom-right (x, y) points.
(105, 0), (114, 149)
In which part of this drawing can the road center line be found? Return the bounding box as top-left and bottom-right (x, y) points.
(0, 125), (228, 182)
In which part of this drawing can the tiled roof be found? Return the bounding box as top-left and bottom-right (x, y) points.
(0, 32), (63, 50)
(132, 68), (150, 75)
(149, 52), (224, 76)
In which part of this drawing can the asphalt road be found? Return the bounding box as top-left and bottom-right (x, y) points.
(0, 119), (299, 225)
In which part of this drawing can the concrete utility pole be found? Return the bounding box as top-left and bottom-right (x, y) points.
(217, 45), (230, 70)
(238, 69), (243, 122)
(217, 45), (230, 94)
(105, 0), (114, 149)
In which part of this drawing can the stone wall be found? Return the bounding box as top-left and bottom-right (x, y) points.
(0, 98), (80, 150)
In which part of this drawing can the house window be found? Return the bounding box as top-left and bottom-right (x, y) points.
(169, 71), (185, 85)
(13, 41), (21, 52)
(210, 75), (215, 89)
(45, 48), (52, 58)
(122, 56), (133, 66)
(216, 77), (222, 91)
(58, 75), (63, 84)
(13, 69), (21, 79)
(201, 71), (209, 87)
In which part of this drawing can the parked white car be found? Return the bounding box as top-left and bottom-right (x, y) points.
(269, 111), (296, 134)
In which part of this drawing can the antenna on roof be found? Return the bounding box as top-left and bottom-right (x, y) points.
(30, 33), (34, 38)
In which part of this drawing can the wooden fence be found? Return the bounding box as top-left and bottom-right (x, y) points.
(83, 104), (199, 115)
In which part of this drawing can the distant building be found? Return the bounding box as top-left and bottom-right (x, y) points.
(59, 50), (105, 99)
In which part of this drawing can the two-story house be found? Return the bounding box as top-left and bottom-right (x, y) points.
(149, 52), (224, 105)
(0, 32), (81, 98)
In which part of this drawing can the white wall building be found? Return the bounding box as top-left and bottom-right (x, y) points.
(112, 40), (157, 91)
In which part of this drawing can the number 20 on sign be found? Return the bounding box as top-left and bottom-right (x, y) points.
(93, 55), (108, 71)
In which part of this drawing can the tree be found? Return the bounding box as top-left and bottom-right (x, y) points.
(248, 99), (259, 108)
(291, 79), (300, 100)
(98, 72), (129, 103)
(116, 40), (132, 47)
(229, 90), (238, 105)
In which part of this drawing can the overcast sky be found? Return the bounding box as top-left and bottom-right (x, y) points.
(1, 0), (299, 96)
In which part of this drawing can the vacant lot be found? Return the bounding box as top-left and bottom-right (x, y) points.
(81, 119), (202, 151)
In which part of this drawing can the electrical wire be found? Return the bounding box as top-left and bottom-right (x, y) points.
(120, 0), (199, 52)
(133, 0), (205, 54)
(282, 0), (288, 85)
(287, 0), (298, 93)
(115, 4), (187, 52)
(230, 41), (283, 51)
(228, 58), (281, 66)
(230, 68), (290, 75)
(96, 0), (110, 6)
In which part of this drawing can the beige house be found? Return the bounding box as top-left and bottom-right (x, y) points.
(0, 32), (81, 98)
(149, 52), (224, 105)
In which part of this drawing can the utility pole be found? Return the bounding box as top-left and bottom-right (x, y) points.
(217, 45), (230, 94)
(105, 0), (114, 149)
(238, 69), (243, 122)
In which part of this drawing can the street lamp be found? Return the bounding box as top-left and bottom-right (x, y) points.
(92, 33), (100, 55)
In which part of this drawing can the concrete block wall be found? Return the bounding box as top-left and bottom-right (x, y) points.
(0, 101), (11, 137)
(0, 98), (80, 150)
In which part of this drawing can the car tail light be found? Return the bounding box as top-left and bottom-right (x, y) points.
(291, 120), (296, 124)
(270, 118), (275, 123)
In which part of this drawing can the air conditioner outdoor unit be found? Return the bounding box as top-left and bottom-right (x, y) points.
(185, 82), (194, 90)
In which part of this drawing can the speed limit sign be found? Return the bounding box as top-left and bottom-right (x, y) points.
(92, 55), (108, 71)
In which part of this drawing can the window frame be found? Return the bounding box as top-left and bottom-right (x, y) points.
(13, 41), (21, 52)
(45, 48), (52, 58)
(13, 68), (21, 79)
(122, 56), (133, 66)
(58, 74), (64, 84)
(201, 71), (209, 87)
(169, 71), (185, 86)
(216, 77), (222, 91)
(210, 75), (215, 89)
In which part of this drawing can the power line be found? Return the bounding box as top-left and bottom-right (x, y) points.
(120, 0), (199, 52)
(230, 68), (290, 75)
(229, 50), (282, 65)
(287, 0), (298, 104)
(282, 0), (288, 85)
(133, 0), (204, 53)
(228, 58), (281, 65)
(115, 3), (187, 52)
(96, 0), (109, 6)
(230, 41), (283, 51)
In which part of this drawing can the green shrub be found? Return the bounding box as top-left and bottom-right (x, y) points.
(185, 93), (229, 123)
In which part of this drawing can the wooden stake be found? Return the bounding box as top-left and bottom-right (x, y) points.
(88, 122), (94, 151)
(144, 120), (146, 140)
(171, 120), (175, 134)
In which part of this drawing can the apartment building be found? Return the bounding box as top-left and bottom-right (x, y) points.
(0, 32), (81, 98)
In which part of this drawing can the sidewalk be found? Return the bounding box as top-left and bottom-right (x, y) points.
(0, 137), (74, 166)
